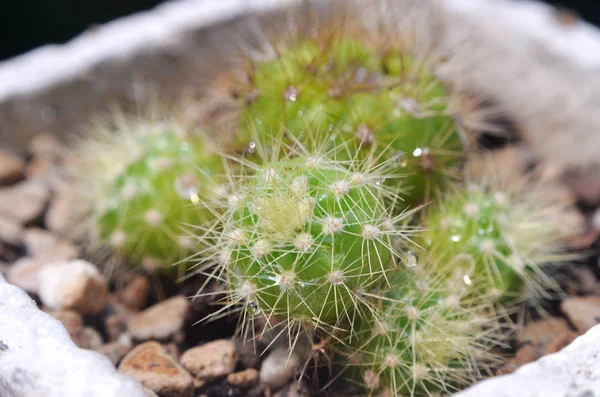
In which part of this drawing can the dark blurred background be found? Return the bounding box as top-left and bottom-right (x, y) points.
(0, 0), (598, 62)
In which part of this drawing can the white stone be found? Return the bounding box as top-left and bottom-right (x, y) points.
(0, 274), (146, 397)
(259, 346), (300, 390)
(37, 259), (108, 315)
(455, 324), (600, 397)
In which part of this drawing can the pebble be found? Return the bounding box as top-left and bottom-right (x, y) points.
(180, 339), (237, 381)
(104, 299), (134, 341)
(517, 318), (572, 348)
(561, 296), (600, 333)
(6, 256), (48, 293)
(545, 330), (579, 354)
(144, 388), (159, 397)
(0, 214), (23, 245)
(117, 275), (151, 311)
(565, 265), (599, 295)
(0, 180), (49, 224)
(259, 347), (300, 391)
(0, 148), (25, 185)
(47, 309), (104, 349)
(47, 309), (83, 339)
(45, 180), (77, 235)
(235, 338), (265, 369)
(79, 327), (104, 350)
(38, 259), (108, 315)
(465, 146), (533, 187)
(23, 227), (79, 259)
(95, 341), (133, 366)
(128, 296), (189, 341)
(27, 132), (66, 160)
(26, 156), (63, 188)
(228, 369), (259, 388)
(118, 341), (194, 397)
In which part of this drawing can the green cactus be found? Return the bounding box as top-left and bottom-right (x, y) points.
(339, 253), (504, 397)
(70, 117), (224, 275)
(210, 31), (463, 207)
(196, 134), (415, 341)
(416, 180), (579, 301)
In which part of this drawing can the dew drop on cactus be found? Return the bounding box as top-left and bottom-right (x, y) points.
(209, 25), (463, 207)
(198, 136), (414, 338)
(69, 118), (224, 275)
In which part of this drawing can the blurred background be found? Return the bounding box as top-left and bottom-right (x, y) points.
(0, 0), (597, 62)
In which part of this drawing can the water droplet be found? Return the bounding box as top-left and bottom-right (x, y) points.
(246, 301), (261, 315)
(450, 234), (461, 242)
(284, 86), (298, 102)
(174, 173), (200, 203)
(406, 251), (418, 268)
(391, 151), (408, 167)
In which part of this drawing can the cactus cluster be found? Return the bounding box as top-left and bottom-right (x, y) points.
(66, 8), (582, 397)
(195, 138), (416, 342)
(210, 28), (463, 208)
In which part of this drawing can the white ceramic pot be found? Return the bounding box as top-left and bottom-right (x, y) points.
(1, 0), (599, 396)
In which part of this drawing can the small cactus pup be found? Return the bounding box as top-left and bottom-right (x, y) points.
(416, 177), (582, 302)
(196, 134), (416, 343)
(207, 14), (464, 207)
(340, 254), (503, 397)
(69, 116), (224, 276)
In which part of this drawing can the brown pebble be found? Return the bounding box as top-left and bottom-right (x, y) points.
(6, 256), (48, 293)
(0, 148), (25, 186)
(47, 309), (83, 338)
(565, 265), (598, 295)
(517, 318), (571, 348)
(143, 387), (159, 397)
(180, 339), (237, 381)
(128, 296), (189, 341)
(0, 181), (49, 224)
(38, 259), (108, 315)
(0, 215), (23, 245)
(118, 341), (193, 397)
(117, 275), (151, 311)
(465, 146), (533, 187)
(561, 296), (600, 333)
(22, 228), (79, 260)
(192, 378), (207, 391)
(497, 343), (541, 375)
(95, 341), (132, 366)
(27, 132), (66, 160)
(45, 181), (77, 235)
(78, 327), (104, 350)
(545, 331), (579, 354)
(228, 368), (259, 388)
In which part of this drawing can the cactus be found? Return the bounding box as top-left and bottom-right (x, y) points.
(207, 22), (464, 207)
(416, 178), (580, 302)
(339, 256), (504, 397)
(69, 116), (224, 275)
(195, 134), (416, 342)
